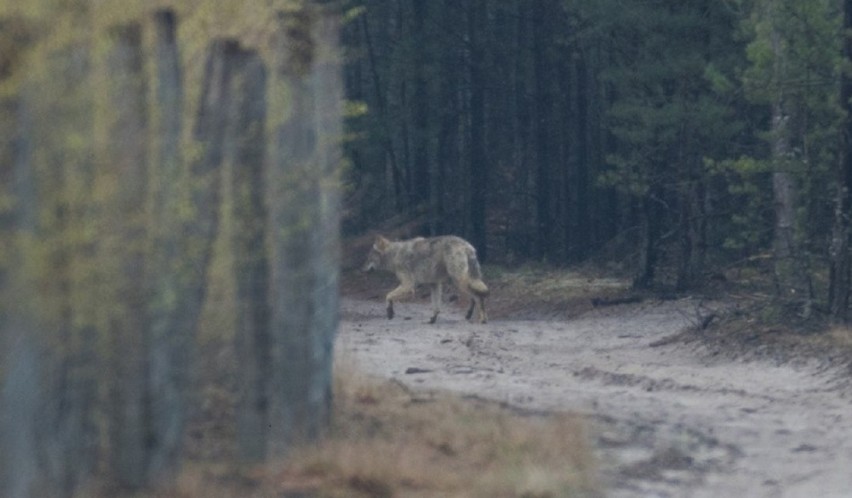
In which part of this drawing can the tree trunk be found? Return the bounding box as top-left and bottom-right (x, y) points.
(768, 5), (810, 313)
(533, 1), (552, 260)
(434, 0), (461, 236)
(103, 23), (151, 490)
(0, 97), (44, 495)
(411, 0), (431, 220)
(3, 36), (100, 495)
(830, 0), (852, 322)
(676, 172), (707, 290)
(360, 12), (404, 211)
(634, 194), (660, 289)
(267, 6), (342, 457)
(511, 4), (534, 258)
(146, 9), (187, 484)
(468, 0), (488, 260)
(771, 97), (797, 291)
(0, 332), (40, 498)
(172, 36), (233, 380)
(574, 48), (591, 261)
(30, 42), (101, 496)
(227, 47), (271, 462)
(0, 85), (41, 498)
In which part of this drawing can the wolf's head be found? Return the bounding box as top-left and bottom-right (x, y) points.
(362, 236), (390, 272)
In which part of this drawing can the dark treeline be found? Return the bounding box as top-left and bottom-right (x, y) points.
(340, 0), (852, 318)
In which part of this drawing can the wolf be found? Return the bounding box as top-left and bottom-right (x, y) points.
(362, 235), (489, 323)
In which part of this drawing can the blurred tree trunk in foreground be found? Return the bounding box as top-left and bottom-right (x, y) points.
(146, 9), (188, 483)
(0, 3), (344, 495)
(267, 5), (342, 458)
(0, 41), (41, 496)
(102, 22), (151, 489)
(228, 46), (271, 461)
(37, 40), (100, 495)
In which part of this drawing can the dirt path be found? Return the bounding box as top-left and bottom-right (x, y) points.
(336, 297), (852, 497)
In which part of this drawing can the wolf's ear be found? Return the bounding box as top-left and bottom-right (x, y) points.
(374, 235), (390, 251)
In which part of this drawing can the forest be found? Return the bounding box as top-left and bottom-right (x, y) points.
(341, 0), (852, 320)
(2, 0), (852, 496)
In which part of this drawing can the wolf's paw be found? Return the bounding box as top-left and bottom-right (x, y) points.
(387, 306), (395, 319)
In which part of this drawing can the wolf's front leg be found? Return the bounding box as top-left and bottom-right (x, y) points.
(385, 283), (413, 320)
(428, 282), (442, 324)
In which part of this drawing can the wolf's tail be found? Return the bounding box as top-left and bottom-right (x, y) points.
(466, 252), (490, 297)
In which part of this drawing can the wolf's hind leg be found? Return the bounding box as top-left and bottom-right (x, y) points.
(468, 295), (487, 323)
(465, 299), (475, 320)
(429, 282), (442, 324)
(461, 284), (487, 323)
(477, 296), (487, 323)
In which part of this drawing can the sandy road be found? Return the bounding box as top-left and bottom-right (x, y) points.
(336, 297), (852, 497)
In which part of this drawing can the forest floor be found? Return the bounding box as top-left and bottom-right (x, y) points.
(337, 267), (852, 497)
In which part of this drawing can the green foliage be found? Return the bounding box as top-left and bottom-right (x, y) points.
(596, 0), (746, 194)
(738, 0), (841, 255)
(706, 156), (773, 252)
(742, 0), (840, 102)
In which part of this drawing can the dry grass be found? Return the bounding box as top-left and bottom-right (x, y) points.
(828, 326), (852, 348)
(483, 265), (629, 319)
(266, 365), (599, 498)
(109, 363), (598, 498)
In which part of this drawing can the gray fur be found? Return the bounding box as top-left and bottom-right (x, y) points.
(363, 235), (489, 323)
